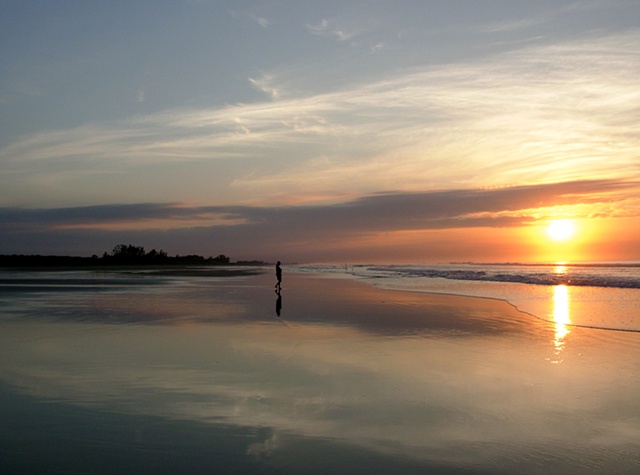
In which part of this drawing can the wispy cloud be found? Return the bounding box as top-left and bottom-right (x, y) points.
(563, 0), (636, 13)
(306, 18), (329, 35)
(1, 31), (639, 207)
(255, 16), (270, 28)
(248, 74), (281, 100)
(477, 17), (547, 34)
(229, 8), (271, 28)
(306, 18), (360, 41)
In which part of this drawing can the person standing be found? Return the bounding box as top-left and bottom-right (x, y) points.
(275, 261), (282, 291)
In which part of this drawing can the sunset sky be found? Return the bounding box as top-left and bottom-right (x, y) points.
(1, 0), (639, 263)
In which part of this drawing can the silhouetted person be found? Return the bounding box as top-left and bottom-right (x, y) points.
(275, 290), (282, 316)
(275, 261), (282, 291)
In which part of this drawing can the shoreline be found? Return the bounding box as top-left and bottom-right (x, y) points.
(334, 266), (640, 334)
(3, 263), (639, 333)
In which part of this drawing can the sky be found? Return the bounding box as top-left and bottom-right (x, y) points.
(1, 0), (639, 263)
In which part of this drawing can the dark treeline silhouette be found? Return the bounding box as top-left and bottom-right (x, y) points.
(102, 244), (230, 265)
(0, 244), (263, 268)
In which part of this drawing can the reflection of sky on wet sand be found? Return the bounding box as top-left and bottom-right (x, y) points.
(552, 285), (571, 360)
(2, 272), (640, 473)
(551, 265), (571, 349)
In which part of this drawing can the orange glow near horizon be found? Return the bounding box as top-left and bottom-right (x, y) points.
(43, 211), (637, 264)
(526, 218), (588, 263)
(312, 216), (635, 264)
(525, 216), (640, 263)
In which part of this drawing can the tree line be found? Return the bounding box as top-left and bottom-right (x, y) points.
(0, 244), (264, 267)
(100, 244), (230, 265)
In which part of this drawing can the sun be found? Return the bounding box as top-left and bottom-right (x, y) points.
(547, 220), (575, 241)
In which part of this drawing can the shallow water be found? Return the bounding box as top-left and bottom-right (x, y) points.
(1, 268), (640, 474)
(311, 263), (640, 332)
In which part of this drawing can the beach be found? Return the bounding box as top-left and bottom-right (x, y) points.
(1, 268), (640, 474)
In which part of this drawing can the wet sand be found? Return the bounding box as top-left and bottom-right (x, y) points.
(1, 270), (639, 474)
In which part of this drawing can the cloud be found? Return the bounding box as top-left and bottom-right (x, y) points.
(306, 18), (329, 35)
(0, 203), (247, 233)
(477, 17), (547, 34)
(248, 74), (281, 100)
(306, 18), (359, 41)
(229, 8), (271, 28)
(1, 179), (636, 259)
(1, 31), (639, 209)
(255, 16), (270, 28)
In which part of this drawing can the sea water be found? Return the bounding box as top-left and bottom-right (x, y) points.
(298, 262), (640, 332)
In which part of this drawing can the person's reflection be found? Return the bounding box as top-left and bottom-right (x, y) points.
(275, 289), (282, 317)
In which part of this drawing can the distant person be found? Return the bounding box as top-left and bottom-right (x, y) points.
(275, 261), (282, 291)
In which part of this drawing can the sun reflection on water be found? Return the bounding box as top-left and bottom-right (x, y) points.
(554, 263), (567, 275)
(551, 284), (571, 362)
